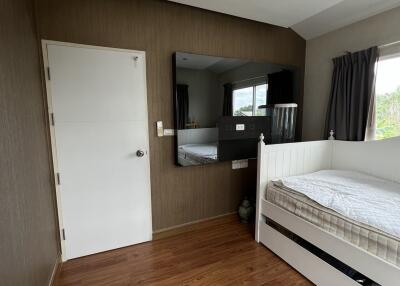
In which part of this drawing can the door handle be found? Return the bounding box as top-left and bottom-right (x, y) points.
(136, 150), (145, 157)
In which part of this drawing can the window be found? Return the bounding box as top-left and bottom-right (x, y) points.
(233, 83), (267, 116)
(375, 55), (400, 140)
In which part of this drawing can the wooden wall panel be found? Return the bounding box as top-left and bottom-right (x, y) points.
(36, 0), (306, 231)
(0, 0), (59, 285)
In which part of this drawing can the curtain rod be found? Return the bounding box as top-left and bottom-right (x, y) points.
(228, 69), (288, 85)
(379, 39), (400, 49)
(339, 40), (400, 56)
(229, 75), (267, 85)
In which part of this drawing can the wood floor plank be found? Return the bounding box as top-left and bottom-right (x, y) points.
(54, 215), (313, 286)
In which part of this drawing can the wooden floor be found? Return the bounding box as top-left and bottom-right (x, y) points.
(54, 215), (313, 286)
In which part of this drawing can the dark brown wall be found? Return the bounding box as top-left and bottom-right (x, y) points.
(0, 0), (59, 285)
(36, 0), (306, 231)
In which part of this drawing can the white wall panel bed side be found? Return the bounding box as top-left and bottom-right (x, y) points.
(256, 135), (400, 286)
(332, 136), (400, 184)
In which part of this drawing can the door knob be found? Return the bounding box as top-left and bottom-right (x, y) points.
(136, 150), (145, 157)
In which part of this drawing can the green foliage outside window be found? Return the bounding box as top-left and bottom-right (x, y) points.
(376, 86), (400, 140)
(234, 105), (253, 116)
(233, 105), (266, 116)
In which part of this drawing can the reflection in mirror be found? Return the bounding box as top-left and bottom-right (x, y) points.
(173, 52), (299, 167)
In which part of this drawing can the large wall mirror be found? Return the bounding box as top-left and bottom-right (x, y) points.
(173, 52), (300, 167)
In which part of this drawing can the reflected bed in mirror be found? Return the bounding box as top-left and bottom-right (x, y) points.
(173, 52), (300, 167)
(177, 128), (218, 166)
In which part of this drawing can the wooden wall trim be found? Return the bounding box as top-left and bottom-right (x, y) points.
(153, 212), (238, 240)
(49, 256), (62, 286)
(36, 0), (306, 231)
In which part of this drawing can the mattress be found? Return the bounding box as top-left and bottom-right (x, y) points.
(266, 170), (400, 267)
(178, 142), (218, 164)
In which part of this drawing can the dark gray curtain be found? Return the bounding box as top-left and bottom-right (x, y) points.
(267, 70), (293, 105)
(222, 83), (233, 116)
(325, 47), (378, 141)
(176, 84), (189, 129)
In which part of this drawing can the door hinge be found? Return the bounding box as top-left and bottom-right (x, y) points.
(47, 67), (51, 80)
(62, 228), (66, 240)
(50, 113), (55, 126)
(56, 172), (61, 185)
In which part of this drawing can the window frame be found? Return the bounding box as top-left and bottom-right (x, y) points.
(232, 78), (267, 116)
(374, 52), (400, 140)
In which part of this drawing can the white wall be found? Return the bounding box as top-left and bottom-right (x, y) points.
(303, 6), (400, 140)
(176, 68), (220, 128)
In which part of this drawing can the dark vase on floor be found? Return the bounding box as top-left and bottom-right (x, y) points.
(238, 198), (254, 223)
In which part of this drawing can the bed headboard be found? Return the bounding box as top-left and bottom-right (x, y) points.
(256, 135), (333, 198)
(257, 135), (400, 193)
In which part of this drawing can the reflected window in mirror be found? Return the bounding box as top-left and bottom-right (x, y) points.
(233, 82), (267, 116)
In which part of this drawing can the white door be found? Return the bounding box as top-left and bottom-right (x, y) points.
(43, 42), (152, 260)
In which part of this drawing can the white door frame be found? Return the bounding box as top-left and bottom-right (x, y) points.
(41, 40), (152, 261)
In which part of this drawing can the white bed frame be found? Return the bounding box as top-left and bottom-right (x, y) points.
(255, 135), (400, 286)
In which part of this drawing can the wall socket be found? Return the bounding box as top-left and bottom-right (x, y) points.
(232, 159), (248, 169)
(236, 124), (245, 131)
(156, 121), (175, 137)
(163, 129), (175, 136)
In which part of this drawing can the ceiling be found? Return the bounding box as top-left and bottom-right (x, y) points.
(176, 52), (247, 73)
(176, 53), (222, 70)
(169, 0), (400, 39)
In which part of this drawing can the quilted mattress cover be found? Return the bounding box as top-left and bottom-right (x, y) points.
(266, 170), (400, 267)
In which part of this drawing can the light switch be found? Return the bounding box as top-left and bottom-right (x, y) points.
(156, 121), (163, 137)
